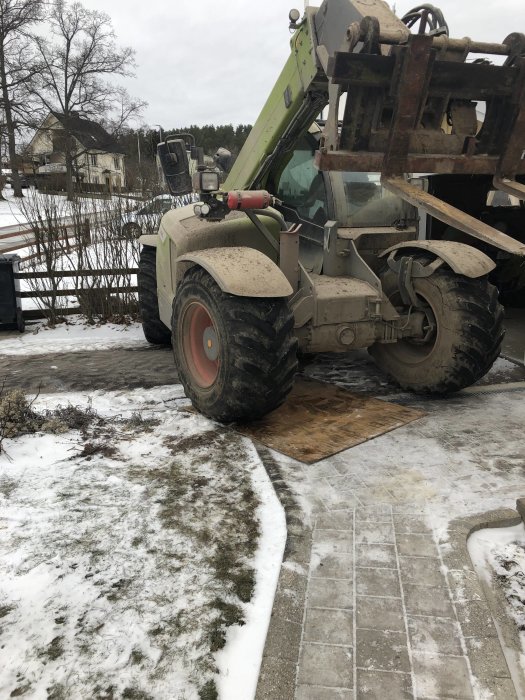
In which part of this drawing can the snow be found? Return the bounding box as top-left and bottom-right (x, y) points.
(468, 523), (525, 693)
(0, 188), (27, 228)
(338, 390), (525, 543)
(215, 442), (286, 698)
(0, 308), (286, 700)
(0, 386), (287, 699)
(0, 316), (148, 355)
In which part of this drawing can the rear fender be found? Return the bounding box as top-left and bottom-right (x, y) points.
(380, 240), (495, 278)
(177, 247), (293, 298)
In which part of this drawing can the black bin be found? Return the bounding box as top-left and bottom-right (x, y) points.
(0, 255), (25, 332)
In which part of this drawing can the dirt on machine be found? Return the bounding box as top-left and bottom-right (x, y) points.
(137, 0), (525, 423)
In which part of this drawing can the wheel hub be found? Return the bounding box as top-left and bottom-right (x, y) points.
(410, 305), (437, 346)
(203, 326), (219, 361)
(181, 301), (220, 388)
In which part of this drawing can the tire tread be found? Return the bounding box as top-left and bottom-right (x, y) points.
(172, 267), (298, 422)
(371, 264), (504, 394)
(138, 246), (172, 346)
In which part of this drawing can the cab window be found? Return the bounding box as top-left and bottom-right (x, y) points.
(276, 142), (328, 224)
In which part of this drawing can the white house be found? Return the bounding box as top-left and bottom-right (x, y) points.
(25, 111), (126, 192)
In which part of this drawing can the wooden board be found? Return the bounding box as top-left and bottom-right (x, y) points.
(236, 378), (425, 464)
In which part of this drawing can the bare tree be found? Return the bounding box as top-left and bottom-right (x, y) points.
(0, 0), (44, 198)
(101, 87), (146, 140)
(33, 0), (138, 200)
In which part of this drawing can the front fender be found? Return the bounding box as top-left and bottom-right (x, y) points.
(380, 240), (495, 278)
(177, 247), (293, 297)
(138, 234), (158, 248)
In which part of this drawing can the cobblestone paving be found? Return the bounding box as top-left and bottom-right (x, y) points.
(295, 508), (493, 700)
(257, 353), (525, 700)
(0, 346), (176, 392)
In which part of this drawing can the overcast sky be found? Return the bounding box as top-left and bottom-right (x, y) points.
(78, 0), (525, 130)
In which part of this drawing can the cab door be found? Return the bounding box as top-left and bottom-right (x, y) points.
(272, 134), (333, 274)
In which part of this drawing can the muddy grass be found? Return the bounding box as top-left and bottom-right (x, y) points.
(0, 388), (162, 458)
(0, 391), (262, 699)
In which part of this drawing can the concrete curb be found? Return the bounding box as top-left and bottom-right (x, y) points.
(447, 507), (524, 699)
(255, 446), (312, 700)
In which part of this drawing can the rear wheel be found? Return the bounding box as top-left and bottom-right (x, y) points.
(172, 267), (298, 422)
(137, 245), (172, 345)
(370, 261), (504, 393)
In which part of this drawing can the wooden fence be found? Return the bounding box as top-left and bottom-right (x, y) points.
(15, 267), (140, 320)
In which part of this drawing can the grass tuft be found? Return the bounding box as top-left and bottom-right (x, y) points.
(121, 412), (160, 433)
(122, 688), (153, 699)
(198, 679), (218, 700)
(79, 442), (119, 460)
(38, 635), (64, 661)
(0, 603), (15, 619)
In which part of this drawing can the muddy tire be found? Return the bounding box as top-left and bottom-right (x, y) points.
(137, 245), (172, 345)
(172, 267), (298, 422)
(370, 262), (504, 393)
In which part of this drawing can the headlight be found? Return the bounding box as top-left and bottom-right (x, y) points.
(199, 171), (220, 192)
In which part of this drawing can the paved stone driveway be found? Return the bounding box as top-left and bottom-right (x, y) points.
(256, 353), (525, 700)
(283, 507), (518, 700)
(0, 346), (176, 392)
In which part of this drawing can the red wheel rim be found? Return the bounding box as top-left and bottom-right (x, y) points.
(181, 301), (220, 388)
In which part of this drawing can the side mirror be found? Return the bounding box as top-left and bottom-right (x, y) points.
(157, 139), (192, 196)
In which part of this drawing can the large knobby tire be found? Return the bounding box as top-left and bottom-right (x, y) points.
(370, 261), (504, 393)
(137, 245), (172, 345)
(172, 267), (298, 422)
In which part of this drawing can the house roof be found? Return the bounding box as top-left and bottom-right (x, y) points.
(50, 111), (126, 155)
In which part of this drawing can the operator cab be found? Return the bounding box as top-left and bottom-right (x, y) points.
(266, 126), (414, 274)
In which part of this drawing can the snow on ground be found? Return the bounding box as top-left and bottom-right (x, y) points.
(0, 316), (148, 355)
(215, 453), (286, 698)
(0, 188), (139, 231)
(0, 188), (26, 228)
(0, 385), (286, 699)
(469, 523), (525, 688)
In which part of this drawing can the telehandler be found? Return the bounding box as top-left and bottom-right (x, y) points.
(138, 0), (525, 422)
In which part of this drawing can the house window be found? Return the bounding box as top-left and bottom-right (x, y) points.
(90, 154), (97, 166)
(113, 156), (120, 170)
(93, 176), (99, 184)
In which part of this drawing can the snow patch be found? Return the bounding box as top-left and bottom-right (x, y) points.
(215, 441), (286, 699)
(469, 523), (525, 690)
(0, 316), (147, 355)
(0, 385), (286, 699)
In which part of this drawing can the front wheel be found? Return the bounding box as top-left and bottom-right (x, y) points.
(370, 262), (504, 393)
(172, 267), (298, 422)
